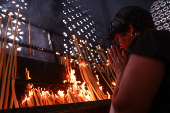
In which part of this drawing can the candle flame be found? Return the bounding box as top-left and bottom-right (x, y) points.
(25, 68), (31, 80)
(107, 91), (111, 99)
(56, 52), (60, 55)
(63, 80), (67, 83)
(112, 82), (116, 86)
(58, 90), (64, 97)
(72, 35), (76, 39)
(99, 86), (102, 90)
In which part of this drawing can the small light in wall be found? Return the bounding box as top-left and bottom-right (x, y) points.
(68, 9), (71, 12)
(76, 14), (79, 17)
(1, 14), (5, 18)
(16, 4), (19, 7)
(63, 20), (67, 24)
(2, 9), (7, 12)
(72, 25), (76, 28)
(72, 16), (75, 19)
(19, 32), (24, 35)
(63, 11), (66, 14)
(17, 47), (21, 51)
(86, 17), (88, 20)
(83, 19), (86, 22)
(63, 32), (68, 37)
(80, 21), (83, 24)
(68, 17), (72, 21)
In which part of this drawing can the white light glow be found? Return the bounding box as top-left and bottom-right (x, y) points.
(77, 22), (80, 26)
(68, 27), (72, 31)
(1, 14), (5, 18)
(17, 47), (21, 51)
(72, 16), (75, 19)
(72, 25), (76, 28)
(16, 4), (19, 7)
(2, 9), (7, 12)
(19, 32), (24, 34)
(63, 32), (68, 37)
(63, 20), (67, 24)
(68, 17), (72, 21)
(8, 43), (12, 46)
(77, 31), (81, 35)
(63, 11), (66, 14)
(19, 36), (23, 39)
(18, 22), (21, 25)
(76, 14), (79, 17)
(7, 32), (11, 35)
(80, 21), (83, 24)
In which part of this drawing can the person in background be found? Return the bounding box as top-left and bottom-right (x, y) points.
(107, 6), (170, 113)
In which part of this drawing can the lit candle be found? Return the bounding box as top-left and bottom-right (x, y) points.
(26, 97), (31, 107)
(51, 92), (55, 105)
(0, 14), (12, 109)
(33, 89), (40, 106)
(37, 89), (43, 106)
(0, 17), (1, 36)
(28, 22), (31, 53)
(0, 16), (2, 55)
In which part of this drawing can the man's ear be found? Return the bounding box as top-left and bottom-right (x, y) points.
(129, 23), (134, 34)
